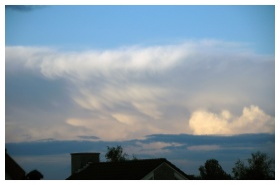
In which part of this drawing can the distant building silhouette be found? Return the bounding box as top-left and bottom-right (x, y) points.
(67, 152), (189, 180)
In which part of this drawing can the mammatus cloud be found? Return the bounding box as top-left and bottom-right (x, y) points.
(189, 105), (274, 135)
(5, 40), (274, 141)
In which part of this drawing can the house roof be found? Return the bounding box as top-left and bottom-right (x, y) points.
(5, 152), (26, 180)
(67, 158), (189, 180)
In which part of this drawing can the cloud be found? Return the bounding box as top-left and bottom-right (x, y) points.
(6, 5), (45, 12)
(6, 40), (262, 80)
(77, 135), (100, 140)
(145, 133), (275, 147)
(125, 141), (183, 156)
(6, 133), (274, 156)
(187, 145), (220, 151)
(65, 117), (160, 141)
(5, 40), (274, 141)
(5, 44), (187, 80)
(132, 102), (162, 119)
(72, 84), (166, 119)
(189, 105), (275, 135)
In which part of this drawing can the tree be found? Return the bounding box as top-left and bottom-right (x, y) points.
(232, 159), (250, 180)
(105, 145), (129, 162)
(131, 154), (138, 161)
(26, 169), (43, 180)
(199, 159), (231, 180)
(232, 151), (274, 180)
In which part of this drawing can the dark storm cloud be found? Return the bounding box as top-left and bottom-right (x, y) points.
(5, 133), (274, 156)
(144, 133), (275, 146)
(151, 134), (275, 159)
(77, 135), (100, 140)
(6, 5), (44, 12)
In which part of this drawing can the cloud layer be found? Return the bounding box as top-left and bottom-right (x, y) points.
(5, 40), (274, 142)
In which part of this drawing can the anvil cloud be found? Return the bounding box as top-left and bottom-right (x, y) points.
(5, 40), (274, 142)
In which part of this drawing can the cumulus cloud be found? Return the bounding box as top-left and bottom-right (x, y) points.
(189, 105), (275, 135)
(5, 40), (275, 141)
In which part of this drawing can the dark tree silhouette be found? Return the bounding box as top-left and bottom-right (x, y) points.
(26, 169), (43, 180)
(131, 154), (138, 161)
(105, 145), (129, 162)
(232, 151), (274, 180)
(199, 159), (231, 180)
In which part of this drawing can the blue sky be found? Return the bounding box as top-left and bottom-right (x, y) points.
(5, 4), (276, 179)
(6, 5), (274, 53)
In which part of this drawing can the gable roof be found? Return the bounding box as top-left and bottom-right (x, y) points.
(67, 158), (189, 180)
(5, 152), (26, 180)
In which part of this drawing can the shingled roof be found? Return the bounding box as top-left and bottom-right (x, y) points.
(67, 158), (189, 180)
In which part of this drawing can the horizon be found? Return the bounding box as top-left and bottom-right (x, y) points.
(6, 133), (275, 179)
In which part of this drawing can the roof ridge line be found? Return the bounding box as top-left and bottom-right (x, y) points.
(96, 158), (167, 163)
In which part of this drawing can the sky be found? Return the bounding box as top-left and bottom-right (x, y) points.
(4, 3), (276, 180)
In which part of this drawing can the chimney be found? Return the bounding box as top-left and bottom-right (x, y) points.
(71, 153), (100, 174)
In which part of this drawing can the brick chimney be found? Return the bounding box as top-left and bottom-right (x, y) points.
(71, 153), (100, 174)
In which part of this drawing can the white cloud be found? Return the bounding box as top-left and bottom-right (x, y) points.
(5, 40), (275, 141)
(6, 43), (190, 80)
(112, 113), (137, 125)
(189, 110), (231, 135)
(132, 102), (162, 119)
(65, 116), (163, 141)
(72, 84), (166, 119)
(189, 105), (275, 135)
(6, 40), (260, 80)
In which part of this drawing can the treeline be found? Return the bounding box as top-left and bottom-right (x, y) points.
(188, 151), (274, 180)
(106, 146), (275, 180)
